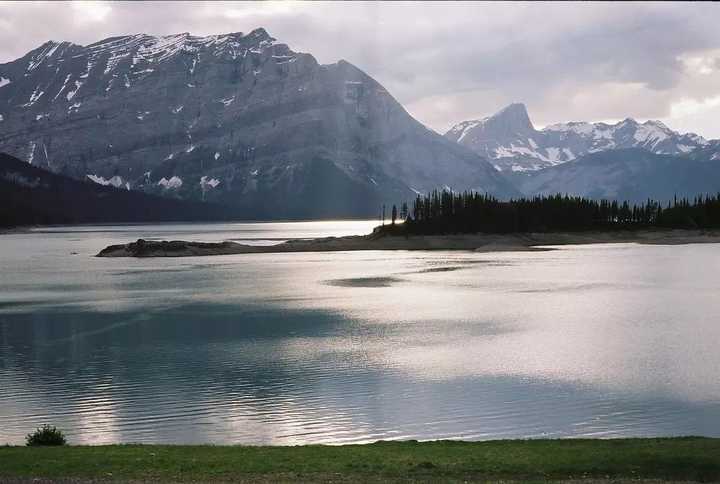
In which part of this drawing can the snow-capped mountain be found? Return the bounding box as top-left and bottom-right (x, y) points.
(515, 148), (720, 203)
(445, 103), (711, 172)
(0, 29), (517, 218)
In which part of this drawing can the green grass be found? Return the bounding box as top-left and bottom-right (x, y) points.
(1, 438), (719, 482)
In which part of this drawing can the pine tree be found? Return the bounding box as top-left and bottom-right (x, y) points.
(400, 202), (408, 220)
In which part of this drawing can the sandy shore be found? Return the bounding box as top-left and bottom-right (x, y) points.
(96, 229), (720, 257)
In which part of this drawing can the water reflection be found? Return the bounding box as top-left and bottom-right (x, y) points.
(1, 223), (720, 444)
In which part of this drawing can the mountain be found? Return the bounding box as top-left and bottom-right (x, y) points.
(515, 148), (720, 203)
(445, 103), (711, 172)
(0, 152), (232, 227)
(0, 29), (518, 218)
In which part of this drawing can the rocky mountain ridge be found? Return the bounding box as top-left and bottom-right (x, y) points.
(0, 28), (518, 218)
(445, 103), (714, 172)
(514, 148), (720, 203)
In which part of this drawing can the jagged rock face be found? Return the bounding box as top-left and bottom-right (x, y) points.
(515, 148), (720, 203)
(446, 103), (712, 172)
(687, 139), (720, 163)
(0, 28), (518, 217)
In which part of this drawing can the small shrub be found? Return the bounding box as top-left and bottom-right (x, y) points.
(26, 424), (67, 446)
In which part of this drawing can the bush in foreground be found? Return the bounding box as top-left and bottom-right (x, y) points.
(26, 425), (66, 447)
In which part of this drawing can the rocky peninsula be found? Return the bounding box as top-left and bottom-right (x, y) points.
(96, 229), (720, 257)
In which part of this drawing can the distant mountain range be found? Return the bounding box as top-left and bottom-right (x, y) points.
(1, 29), (720, 223)
(0, 28), (517, 219)
(445, 103), (715, 173)
(444, 103), (720, 203)
(514, 148), (720, 203)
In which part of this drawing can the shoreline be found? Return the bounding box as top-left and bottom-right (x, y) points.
(96, 229), (720, 257)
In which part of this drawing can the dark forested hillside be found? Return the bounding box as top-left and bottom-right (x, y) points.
(0, 153), (233, 227)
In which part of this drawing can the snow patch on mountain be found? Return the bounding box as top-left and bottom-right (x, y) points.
(447, 103), (712, 172)
(633, 122), (669, 148)
(22, 87), (44, 107)
(53, 74), (72, 100)
(200, 176), (220, 189)
(66, 80), (83, 101)
(27, 142), (36, 164)
(219, 96), (235, 106)
(0, 27), (521, 214)
(158, 176), (183, 189)
(26, 41), (61, 72)
(87, 174), (125, 188)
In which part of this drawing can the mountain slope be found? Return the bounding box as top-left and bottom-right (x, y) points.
(0, 29), (518, 218)
(0, 152), (232, 227)
(515, 148), (720, 203)
(446, 103), (712, 172)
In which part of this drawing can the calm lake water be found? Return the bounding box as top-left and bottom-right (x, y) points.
(1, 221), (719, 445)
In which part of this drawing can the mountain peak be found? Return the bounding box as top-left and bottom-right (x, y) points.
(247, 27), (271, 39)
(495, 102), (528, 117)
(446, 107), (712, 172)
(487, 102), (535, 134)
(444, 103), (535, 146)
(0, 29), (520, 217)
(643, 119), (670, 130)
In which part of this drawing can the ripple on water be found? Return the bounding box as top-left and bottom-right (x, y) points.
(1, 226), (720, 444)
(324, 276), (404, 287)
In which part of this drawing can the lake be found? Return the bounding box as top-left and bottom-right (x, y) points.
(1, 221), (719, 445)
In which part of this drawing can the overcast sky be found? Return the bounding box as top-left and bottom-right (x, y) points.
(2, 1), (720, 138)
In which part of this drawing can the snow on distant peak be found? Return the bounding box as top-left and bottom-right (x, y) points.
(88, 30), (275, 72)
(688, 133), (709, 146)
(644, 119), (671, 131)
(457, 120), (485, 143)
(0, 77), (11, 89)
(447, 118), (487, 143)
(26, 41), (62, 72)
(135, 33), (191, 64)
(543, 122), (593, 135)
(448, 105), (712, 172)
(543, 123), (568, 132)
(633, 122), (670, 148)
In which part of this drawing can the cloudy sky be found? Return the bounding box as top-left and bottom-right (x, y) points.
(2, 1), (720, 138)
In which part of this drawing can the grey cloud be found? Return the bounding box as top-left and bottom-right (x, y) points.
(1, 1), (719, 137)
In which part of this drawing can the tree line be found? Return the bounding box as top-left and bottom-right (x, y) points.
(386, 191), (720, 234)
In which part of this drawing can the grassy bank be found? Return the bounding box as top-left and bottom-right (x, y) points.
(1, 438), (719, 482)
